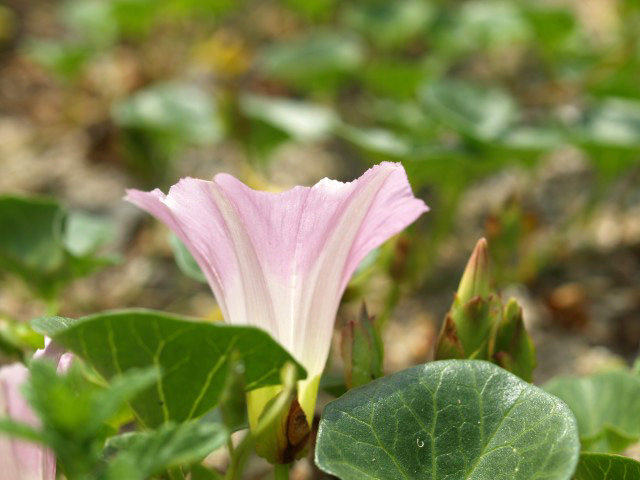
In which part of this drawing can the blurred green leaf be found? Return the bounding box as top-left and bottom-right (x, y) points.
(422, 81), (519, 141)
(25, 40), (92, 79)
(496, 126), (564, 152)
(168, 234), (207, 283)
(60, 0), (118, 48)
(22, 359), (158, 479)
(239, 94), (338, 142)
(0, 196), (65, 274)
(442, 0), (531, 52)
(189, 464), (224, 480)
(576, 98), (640, 150)
(258, 30), (364, 87)
(544, 369), (640, 453)
(338, 124), (411, 158)
(0, 417), (44, 446)
(105, 420), (227, 476)
(0, 195), (66, 299)
(109, 0), (159, 37)
(316, 360), (580, 480)
(64, 212), (115, 257)
(0, 314), (44, 360)
(343, 0), (434, 49)
(33, 310), (306, 427)
(113, 82), (223, 145)
(284, 0), (336, 20)
(361, 60), (425, 99)
(0, 196), (115, 300)
(522, 3), (577, 51)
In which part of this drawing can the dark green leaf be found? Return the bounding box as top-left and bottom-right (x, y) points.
(574, 453), (640, 480)
(316, 360), (579, 480)
(33, 310), (306, 427)
(544, 369), (640, 453)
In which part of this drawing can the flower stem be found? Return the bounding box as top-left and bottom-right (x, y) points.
(45, 297), (60, 316)
(224, 431), (253, 480)
(273, 463), (290, 480)
(167, 467), (185, 480)
(224, 363), (298, 480)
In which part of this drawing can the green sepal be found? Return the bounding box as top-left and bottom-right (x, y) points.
(491, 298), (536, 382)
(340, 304), (384, 389)
(247, 364), (311, 465)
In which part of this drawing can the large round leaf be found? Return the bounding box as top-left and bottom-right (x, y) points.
(316, 360), (579, 479)
(544, 369), (640, 453)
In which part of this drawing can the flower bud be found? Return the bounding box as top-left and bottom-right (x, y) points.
(341, 304), (383, 389)
(491, 298), (536, 382)
(457, 238), (490, 304)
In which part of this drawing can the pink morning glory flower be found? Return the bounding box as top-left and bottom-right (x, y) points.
(125, 162), (427, 424)
(0, 344), (69, 480)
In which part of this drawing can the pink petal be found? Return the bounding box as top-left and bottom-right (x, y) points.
(0, 364), (55, 480)
(125, 162), (427, 379)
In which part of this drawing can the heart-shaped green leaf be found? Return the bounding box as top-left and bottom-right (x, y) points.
(33, 310), (306, 427)
(316, 360), (579, 480)
(574, 453), (640, 479)
(544, 369), (640, 453)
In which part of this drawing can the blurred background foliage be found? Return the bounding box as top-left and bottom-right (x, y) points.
(0, 0), (639, 385)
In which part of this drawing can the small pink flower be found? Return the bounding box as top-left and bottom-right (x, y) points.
(125, 162), (427, 420)
(0, 341), (69, 480)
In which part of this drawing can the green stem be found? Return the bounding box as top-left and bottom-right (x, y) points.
(167, 467), (185, 480)
(224, 432), (253, 480)
(224, 363), (298, 480)
(45, 297), (60, 316)
(273, 463), (290, 480)
(227, 436), (235, 456)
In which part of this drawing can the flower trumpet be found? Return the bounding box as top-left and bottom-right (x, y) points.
(125, 162), (427, 461)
